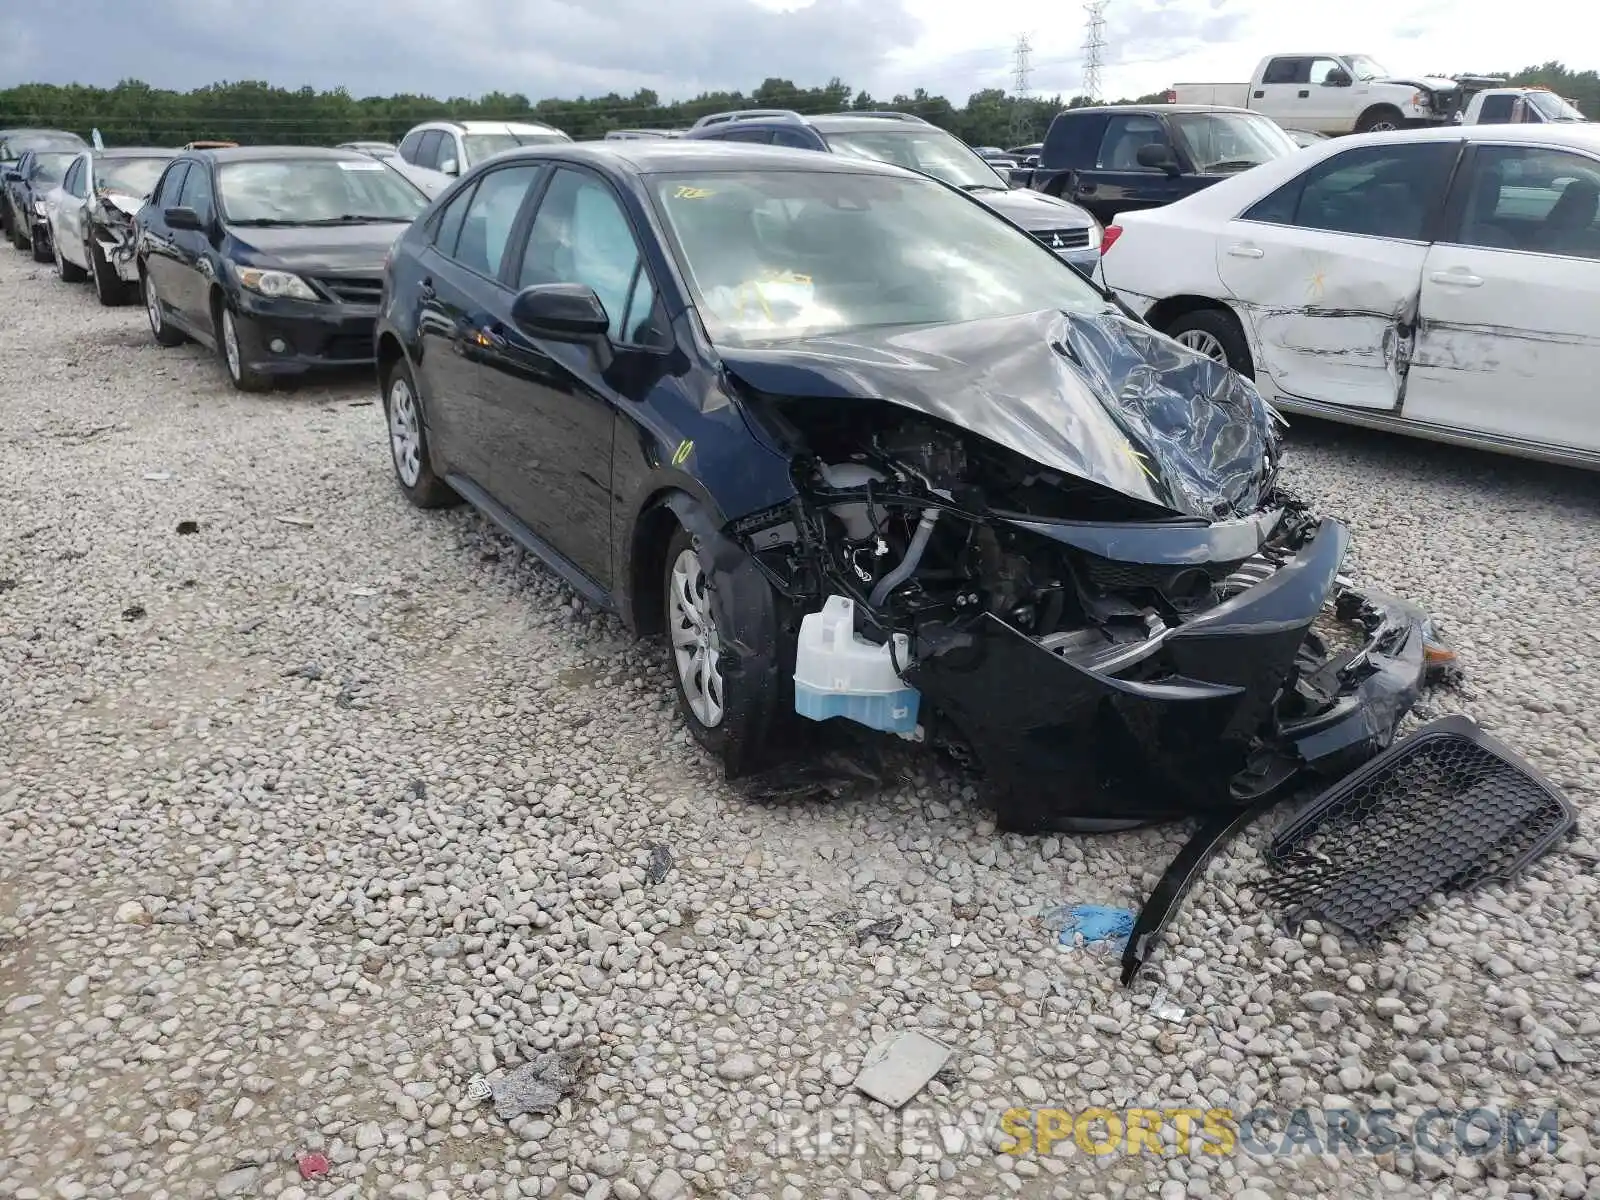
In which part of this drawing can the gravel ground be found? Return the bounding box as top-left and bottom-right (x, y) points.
(2, 243), (1598, 1200)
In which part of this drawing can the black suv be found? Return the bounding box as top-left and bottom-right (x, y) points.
(682, 109), (1102, 274)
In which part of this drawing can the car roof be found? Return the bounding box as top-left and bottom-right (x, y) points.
(1116, 122), (1600, 227)
(1067, 104), (1260, 116)
(94, 147), (178, 159)
(192, 145), (391, 163)
(418, 120), (565, 135)
(485, 139), (922, 178)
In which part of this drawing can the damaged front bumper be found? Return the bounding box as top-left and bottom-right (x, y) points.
(903, 517), (1445, 832)
(95, 219), (142, 283)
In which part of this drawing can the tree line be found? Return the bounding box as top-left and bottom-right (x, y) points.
(1, 63), (1595, 151)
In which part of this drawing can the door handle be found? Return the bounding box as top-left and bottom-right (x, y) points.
(1429, 269), (1483, 287)
(1227, 244), (1264, 259)
(478, 323), (508, 348)
(1077, 182), (1097, 194)
(1298, 89), (1310, 99)
(419, 276), (435, 300)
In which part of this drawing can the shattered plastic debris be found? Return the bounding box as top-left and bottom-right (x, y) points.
(296, 1153), (330, 1181)
(274, 515), (314, 528)
(121, 604), (146, 622)
(465, 1074), (492, 1102)
(487, 1051), (583, 1120)
(142, 471), (171, 482)
(175, 520), (199, 535)
(853, 1030), (953, 1109)
(645, 843), (675, 884)
(855, 915), (903, 944)
(1147, 987), (1186, 1024)
(739, 747), (883, 802)
(1039, 904), (1135, 952)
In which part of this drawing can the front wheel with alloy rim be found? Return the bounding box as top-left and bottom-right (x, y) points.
(143, 271), (185, 346)
(1165, 308), (1254, 379)
(218, 306), (271, 392)
(661, 521), (788, 778)
(89, 239), (127, 305)
(54, 236), (86, 282)
(382, 358), (459, 508)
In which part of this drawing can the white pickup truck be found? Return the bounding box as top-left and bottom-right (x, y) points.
(1464, 87), (1588, 125)
(1167, 54), (1504, 136)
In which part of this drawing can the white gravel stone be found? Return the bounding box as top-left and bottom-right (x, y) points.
(0, 234), (1595, 1200)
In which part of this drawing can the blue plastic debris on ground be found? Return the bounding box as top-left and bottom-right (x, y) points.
(1039, 904), (1136, 951)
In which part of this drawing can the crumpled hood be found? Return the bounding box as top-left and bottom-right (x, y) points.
(975, 186), (1095, 232)
(101, 192), (144, 217)
(720, 309), (1279, 520)
(224, 221), (410, 274)
(1381, 75), (1460, 93)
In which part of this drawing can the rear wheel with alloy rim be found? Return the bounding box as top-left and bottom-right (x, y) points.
(382, 357), (458, 508)
(143, 270), (185, 346)
(218, 306), (271, 392)
(1165, 308), (1254, 379)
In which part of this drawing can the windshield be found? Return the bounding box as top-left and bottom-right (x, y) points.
(1344, 55), (1388, 81)
(1527, 92), (1585, 121)
(8, 133), (84, 159)
(463, 131), (567, 166)
(821, 127), (1009, 190)
(218, 158), (428, 224)
(649, 169), (1106, 345)
(96, 157), (170, 198)
(31, 152), (77, 184)
(1171, 112), (1298, 172)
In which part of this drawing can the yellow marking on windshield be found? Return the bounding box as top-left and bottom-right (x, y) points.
(1121, 441), (1157, 482)
(674, 186), (715, 199)
(671, 439), (694, 467)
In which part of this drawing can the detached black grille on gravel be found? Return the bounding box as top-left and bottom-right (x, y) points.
(1260, 715), (1576, 939)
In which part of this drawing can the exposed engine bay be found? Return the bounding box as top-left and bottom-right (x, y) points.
(728, 391), (1453, 834)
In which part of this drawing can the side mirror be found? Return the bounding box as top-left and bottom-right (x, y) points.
(164, 206), (203, 231)
(439, 158), (459, 177)
(1325, 69), (1352, 87)
(512, 283), (611, 339)
(1135, 143), (1181, 175)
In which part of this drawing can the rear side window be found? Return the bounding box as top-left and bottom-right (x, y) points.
(1041, 110), (1108, 169)
(719, 128), (774, 144)
(1261, 58), (1308, 85)
(1242, 142), (1458, 240)
(398, 130), (423, 162)
(771, 128), (815, 149)
(431, 180), (477, 257)
(449, 165), (539, 279)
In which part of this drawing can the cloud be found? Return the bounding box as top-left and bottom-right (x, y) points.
(0, 0), (923, 102)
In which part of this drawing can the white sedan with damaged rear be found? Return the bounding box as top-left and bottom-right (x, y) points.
(44, 147), (176, 304)
(1099, 123), (1600, 469)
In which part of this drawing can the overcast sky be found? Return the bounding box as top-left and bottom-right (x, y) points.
(0, 0), (1590, 107)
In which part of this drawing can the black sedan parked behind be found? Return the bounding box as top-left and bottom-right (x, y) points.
(134, 146), (428, 391)
(3, 148), (80, 259)
(373, 140), (1449, 835)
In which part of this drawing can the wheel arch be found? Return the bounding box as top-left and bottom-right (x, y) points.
(1143, 293), (1242, 333)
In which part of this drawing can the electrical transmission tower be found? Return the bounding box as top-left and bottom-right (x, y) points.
(1082, 0), (1109, 103)
(1010, 32), (1034, 142)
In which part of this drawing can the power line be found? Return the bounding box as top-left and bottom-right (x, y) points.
(1082, 0), (1109, 103)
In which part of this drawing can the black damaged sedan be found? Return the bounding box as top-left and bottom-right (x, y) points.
(376, 141), (1450, 833)
(135, 146), (428, 391)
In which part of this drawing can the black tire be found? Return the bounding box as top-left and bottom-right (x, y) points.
(142, 270), (185, 347)
(381, 356), (459, 509)
(5, 205), (26, 250)
(88, 239), (127, 305)
(1355, 105), (1404, 134)
(661, 521), (787, 778)
(55, 236), (87, 283)
(215, 303), (272, 393)
(30, 226), (51, 263)
(1164, 307), (1255, 379)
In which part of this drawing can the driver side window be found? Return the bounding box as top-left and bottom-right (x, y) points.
(1095, 115), (1171, 171)
(516, 167), (664, 346)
